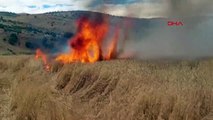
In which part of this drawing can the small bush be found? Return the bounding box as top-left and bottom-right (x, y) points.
(8, 33), (18, 45)
(63, 32), (73, 38)
(25, 42), (38, 49)
(42, 38), (54, 49)
(3, 38), (7, 42)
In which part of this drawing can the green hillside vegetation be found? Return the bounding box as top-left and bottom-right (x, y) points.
(0, 12), (78, 55)
(0, 11), (156, 55)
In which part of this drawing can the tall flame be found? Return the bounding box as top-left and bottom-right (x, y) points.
(105, 28), (120, 60)
(35, 16), (120, 70)
(35, 49), (51, 71)
(55, 16), (119, 63)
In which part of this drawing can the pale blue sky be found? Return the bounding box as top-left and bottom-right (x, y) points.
(0, 0), (166, 18)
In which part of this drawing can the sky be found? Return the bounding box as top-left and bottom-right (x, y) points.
(0, 0), (165, 18)
(0, 0), (212, 18)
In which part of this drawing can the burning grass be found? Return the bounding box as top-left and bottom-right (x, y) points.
(35, 15), (120, 71)
(0, 55), (213, 120)
(55, 16), (119, 63)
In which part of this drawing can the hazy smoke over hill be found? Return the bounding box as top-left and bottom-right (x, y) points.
(113, 0), (213, 59)
(166, 0), (213, 17)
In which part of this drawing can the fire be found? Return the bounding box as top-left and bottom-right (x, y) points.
(35, 16), (120, 69)
(35, 49), (51, 71)
(105, 28), (120, 60)
(55, 17), (119, 63)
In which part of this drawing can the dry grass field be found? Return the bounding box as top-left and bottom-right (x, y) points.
(0, 55), (213, 120)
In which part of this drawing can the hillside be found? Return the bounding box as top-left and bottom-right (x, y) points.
(1, 11), (213, 59)
(0, 55), (213, 120)
(0, 11), (76, 54)
(0, 11), (137, 55)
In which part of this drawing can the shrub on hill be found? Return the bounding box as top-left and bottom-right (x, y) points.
(25, 41), (39, 49)
(8, 33), (18, 45)
(63, 32), (73, 38)
(42, 37), (54, 49)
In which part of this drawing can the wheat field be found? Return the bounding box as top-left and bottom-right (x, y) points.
(0, 55), (213, 120)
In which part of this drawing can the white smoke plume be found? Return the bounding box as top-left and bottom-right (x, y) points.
(115, 0), (213, 59)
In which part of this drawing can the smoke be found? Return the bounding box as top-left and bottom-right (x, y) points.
(118, 0), (213, 59)
(41, 0), (213, 60)
(165, 0), (213, 17)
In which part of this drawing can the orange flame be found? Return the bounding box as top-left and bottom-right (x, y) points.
(105, 28), (120, 60)
(35, 49), (51, 71)
(35, 16), (120, 69)
(55, 17), (119, 63)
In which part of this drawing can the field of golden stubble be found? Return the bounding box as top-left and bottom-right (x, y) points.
(0, 55), (213, 120)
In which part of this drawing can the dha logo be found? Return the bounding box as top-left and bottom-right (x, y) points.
(168, 21), (184, 26)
